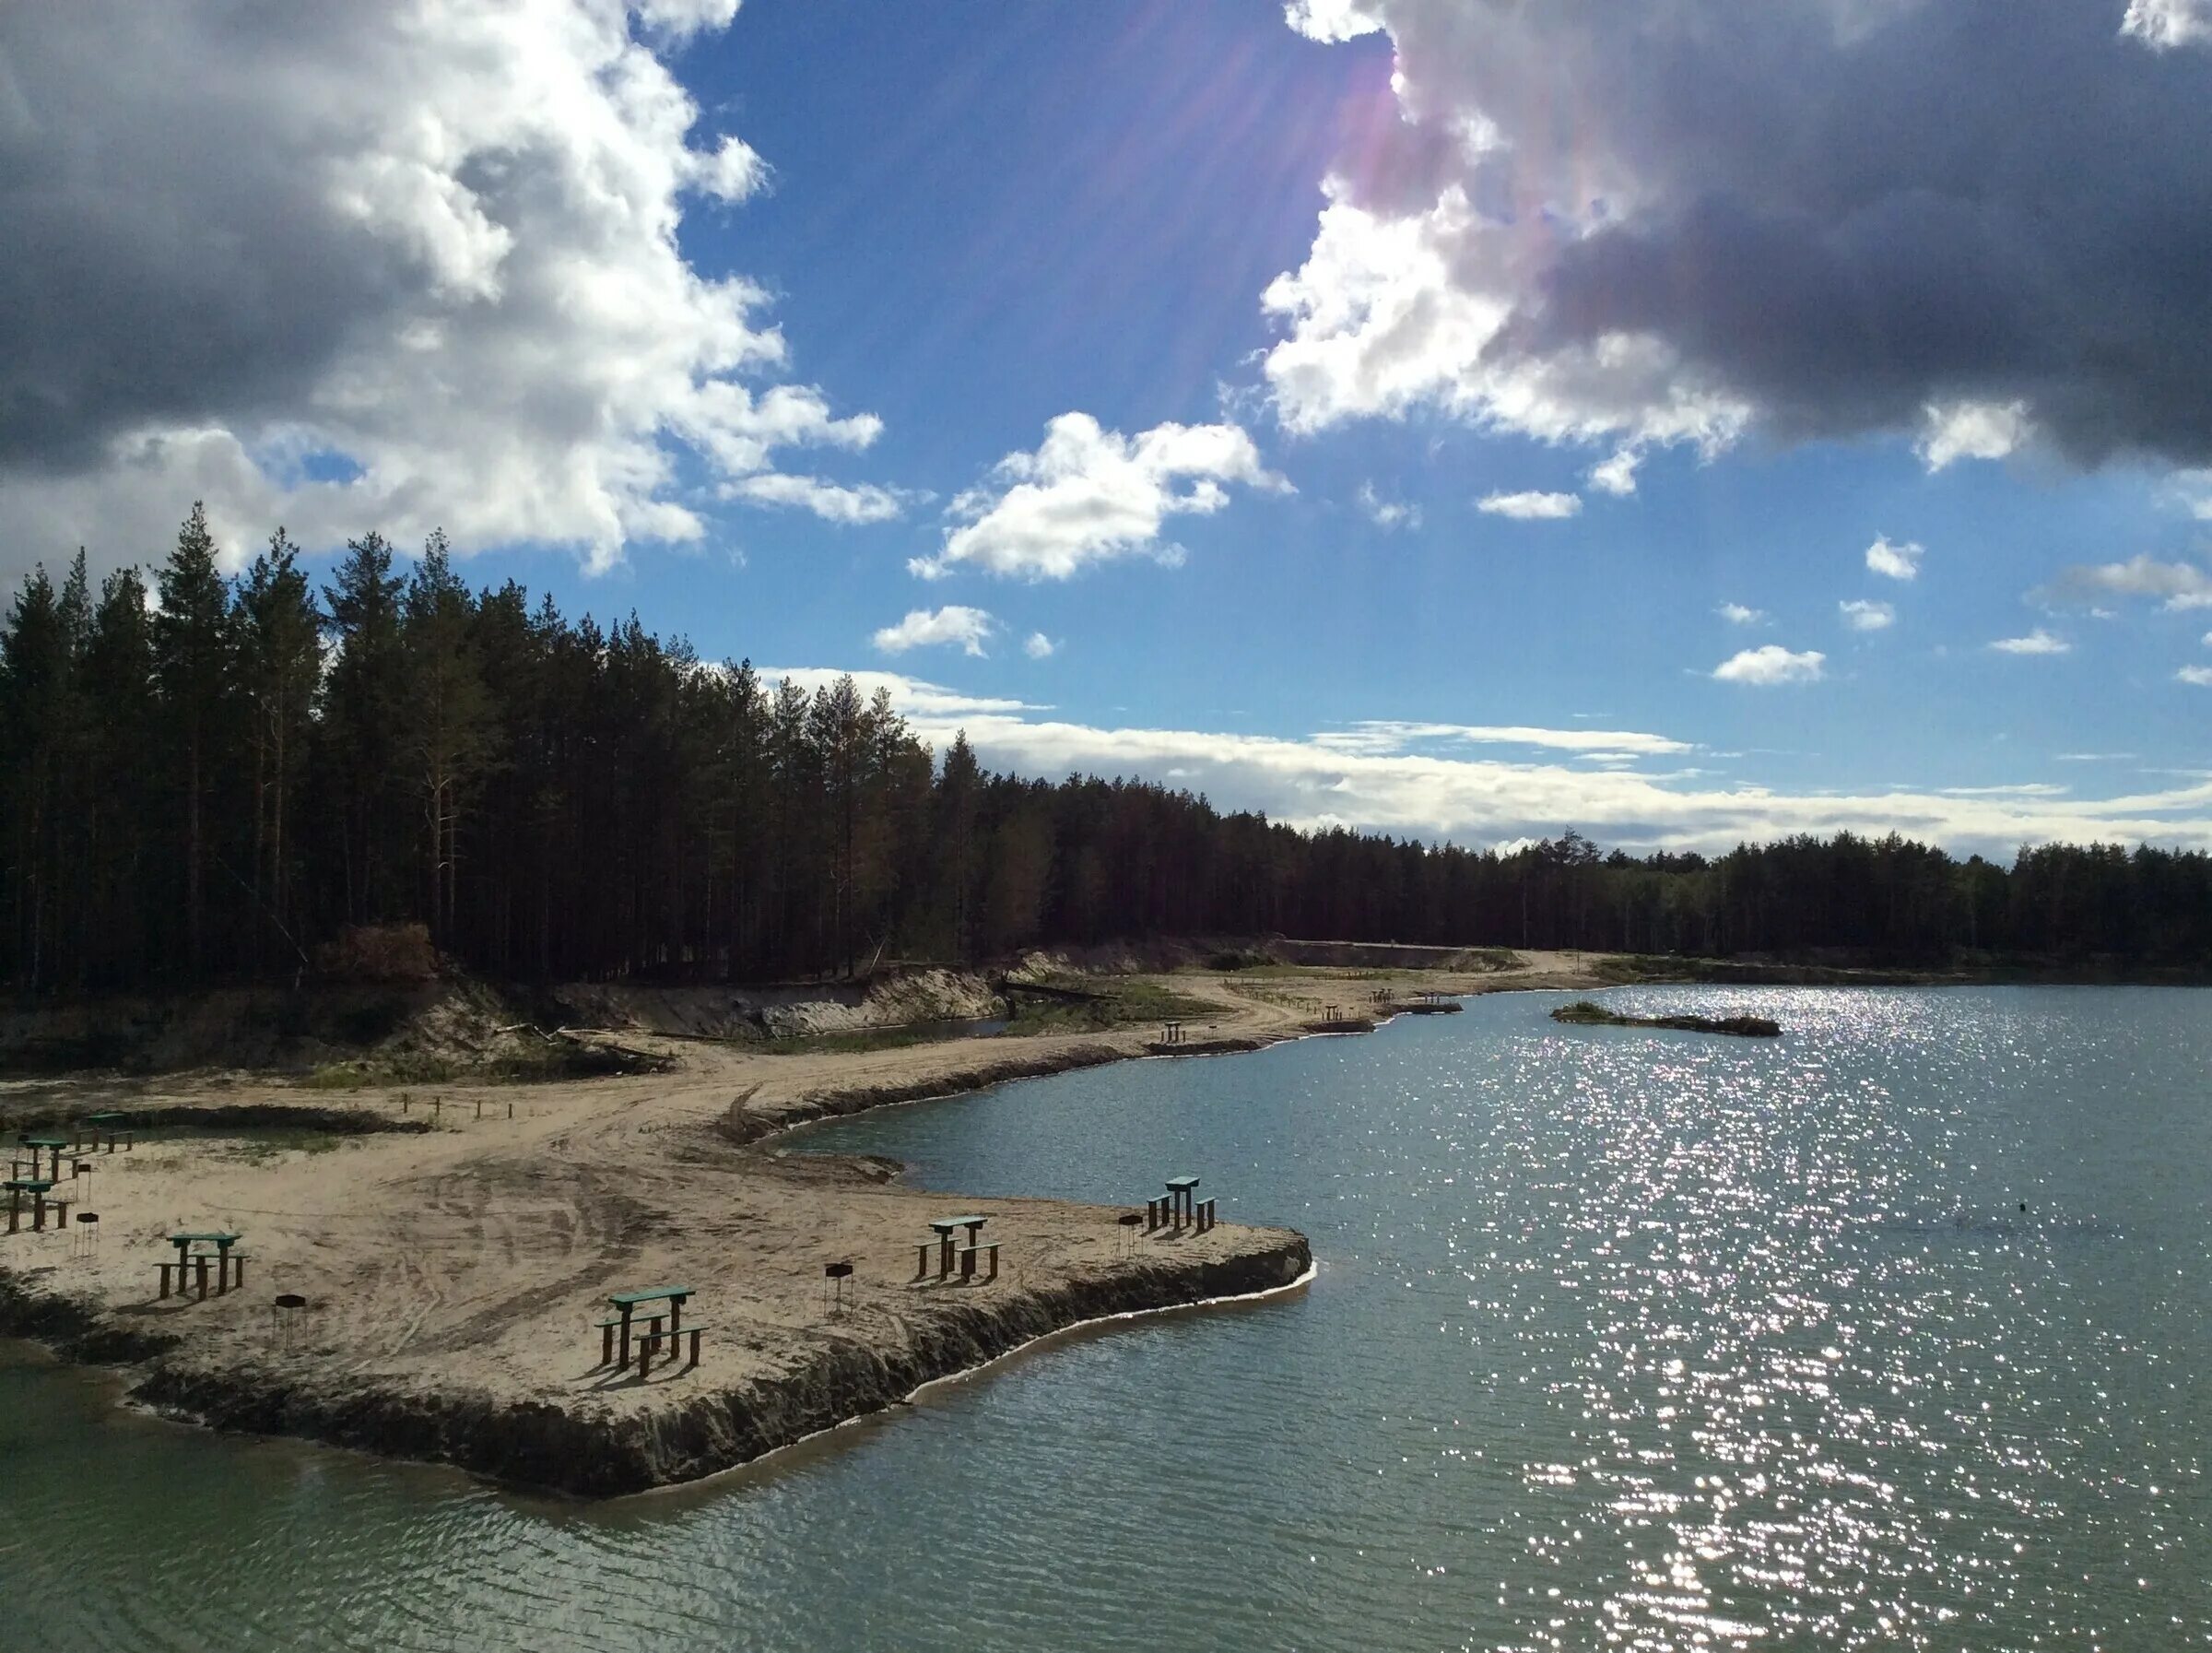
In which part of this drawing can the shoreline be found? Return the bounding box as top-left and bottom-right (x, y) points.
(1, 955), (1585, 1496)
(0, 958), (2179, 1496)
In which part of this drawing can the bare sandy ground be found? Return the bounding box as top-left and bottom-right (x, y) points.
(0, 953), (1600, 1490)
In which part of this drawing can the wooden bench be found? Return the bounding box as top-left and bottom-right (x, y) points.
(158, 1248), (247, 1300)
(631, 1320), (706, 1376)
(957, 1241), (1000, 1282)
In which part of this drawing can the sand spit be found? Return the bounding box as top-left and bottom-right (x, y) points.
(0, 953), (1598, 1495)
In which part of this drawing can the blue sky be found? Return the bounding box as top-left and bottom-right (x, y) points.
(6, 0), (2212, 852)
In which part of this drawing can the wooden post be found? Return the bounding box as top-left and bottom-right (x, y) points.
(601, 1322), (615, 1366)
(194, 1256), (210, 1300)
(618, 1304), (634, 1369)
(158, 1261), (172, 1298)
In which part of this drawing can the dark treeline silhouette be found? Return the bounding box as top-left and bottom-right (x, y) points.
(5, 507), (2210, 995)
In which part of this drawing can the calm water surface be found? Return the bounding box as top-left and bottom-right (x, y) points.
(4, 987), (2207, 1650)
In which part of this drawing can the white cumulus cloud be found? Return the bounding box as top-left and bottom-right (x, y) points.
(872, 606), (997, 658)
(1312, 722), (1692, 758)
(912, 413), (1285, 582)
(2179, 665), (2212, 686)
(1023, 632), (1059, 660)
(0, 2), (892, 578)
(1587, 450), (1642, 497)
(723, 473), (917, 525)
(2038, 554), (2212, 611)
(1712, 645), (1825, 686)
(1717, 603), (1766, 626)
(1865, 536), (1925, 581)
(1916, 401), (2032, 470)
(2124, 0), (2212, 49)
(1477, 490), (1582, 521)
(1840, 599), (1896, 632)
(1990, 629), (2073, 655)
(770, 668), (2212, 856)
(1283, 0), (1385, 41)
(1357, 481), (1422, 530)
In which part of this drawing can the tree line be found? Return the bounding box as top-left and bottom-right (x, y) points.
(3, 506), (2209, 996)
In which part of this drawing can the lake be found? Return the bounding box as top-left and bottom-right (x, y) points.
(4, 987), (2207, 1650)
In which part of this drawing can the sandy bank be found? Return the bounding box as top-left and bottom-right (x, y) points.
(0, 952), (1599, 1494)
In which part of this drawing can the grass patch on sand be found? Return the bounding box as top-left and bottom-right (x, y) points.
(1004, 976), (1219, 1036)
(217, 1130), (355, 1163)
(759, 1021), (1003, 1057)
(300, 1041), (665, 1091)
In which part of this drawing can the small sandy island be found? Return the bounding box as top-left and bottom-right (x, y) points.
(1550, 999), (1783, 1037)
(0, 949), (1603, 1495)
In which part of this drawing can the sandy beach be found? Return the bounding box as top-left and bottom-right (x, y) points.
(0, 952), (1600, 1494)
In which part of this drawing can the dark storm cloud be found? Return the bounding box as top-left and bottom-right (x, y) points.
(1300, 0), (2212, 465)
(0, 6), (408, 468)
(1504, 1), (2212, 462)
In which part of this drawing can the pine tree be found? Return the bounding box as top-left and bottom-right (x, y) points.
(153, 504), (239, 975)
(80, 567), (158, 985)
(402, 531), (491, 943)
(0, 565), (66, 987)
(237, 528), (322, 976)
(319, 530), (407, 927)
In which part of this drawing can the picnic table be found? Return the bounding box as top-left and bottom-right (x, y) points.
(17, 1135), (67, 1181)
(77, 1112), (131, 1151)
(4, 1178), (53, 1234)
(603, 1285), (693, 1370)
(1164, 1175), (1200, 1223)
(927, 1215), (988, 1274)
(163, 1232), (244, 1298)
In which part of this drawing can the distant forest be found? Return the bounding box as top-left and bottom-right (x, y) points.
(4, 506), (2209, 995)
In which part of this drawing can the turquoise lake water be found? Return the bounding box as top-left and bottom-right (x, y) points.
(4, 987), (2207, 1650)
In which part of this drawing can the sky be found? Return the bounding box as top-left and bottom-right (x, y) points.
(5, 0), (2212, 856)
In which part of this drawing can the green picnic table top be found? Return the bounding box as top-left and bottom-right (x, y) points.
(929, 1215), (988, 1233)
(18, 1135), (66, 1148)
(4, 1179), (53, 1193)
(607, 1285), (694, 1307)
(1165, 1175), (1201, 1191)
(83, 1112), (126, 1123)
(168, 1232), (241, 1249)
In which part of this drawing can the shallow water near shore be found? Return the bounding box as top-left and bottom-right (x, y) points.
(5, 986), (2209, 1650)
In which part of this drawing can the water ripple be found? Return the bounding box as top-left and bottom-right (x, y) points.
(5, 986), (2209, 1650)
